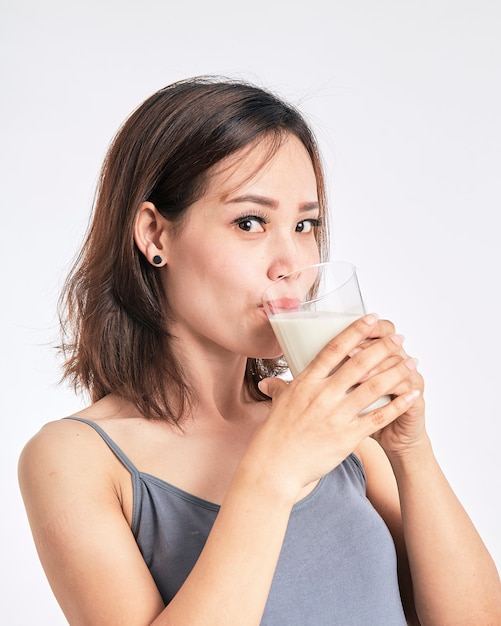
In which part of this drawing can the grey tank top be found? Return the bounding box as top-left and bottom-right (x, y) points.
(66, 417), (406, 625)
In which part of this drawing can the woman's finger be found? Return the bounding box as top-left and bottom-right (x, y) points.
(332, 333), (406, 391)
(304, 313), (380, 379)
(356, 388), (421, 438)
(366, 318), (396, 339)
(258, 377), (288, 399)
(344, 355), (419, 415)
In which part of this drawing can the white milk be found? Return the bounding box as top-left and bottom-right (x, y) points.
(270, 310), (359, 377)
(270, 310), (390, 414)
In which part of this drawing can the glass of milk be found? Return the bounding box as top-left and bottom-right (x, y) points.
(262, 261), (390, 414)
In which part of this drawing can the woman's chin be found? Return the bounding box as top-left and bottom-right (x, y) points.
(250, 348), (285, 361)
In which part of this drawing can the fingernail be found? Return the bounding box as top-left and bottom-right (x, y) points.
(404, 357), (419, 370)
(348, 347), (362, 357)
(390, 334), (405, 346)
(362, 313), (378, 325)
(404, 389), (420, 402)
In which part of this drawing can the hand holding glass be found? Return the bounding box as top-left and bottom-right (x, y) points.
(262, 261), (391, 415)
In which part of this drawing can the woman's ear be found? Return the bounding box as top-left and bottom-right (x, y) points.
(134, 202), (169, 267)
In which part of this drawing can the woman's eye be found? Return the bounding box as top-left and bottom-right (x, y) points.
(235, 216), (266, 232)
(296, 219), (320, 233)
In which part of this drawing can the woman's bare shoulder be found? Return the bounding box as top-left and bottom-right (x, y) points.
(18, 424), (99, 522)
(20, 394), (135, 465)
(353, 435), (386, 476)
(18, 397), (132, 498)
(353, 437), (402, 528)
(19, 416), (97, 466)
(20, 409), (105, 461)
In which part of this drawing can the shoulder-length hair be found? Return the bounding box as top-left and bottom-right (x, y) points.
(59, 76), (329, 424)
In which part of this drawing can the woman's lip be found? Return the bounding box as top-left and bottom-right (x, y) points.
(261, 297), (302, 315)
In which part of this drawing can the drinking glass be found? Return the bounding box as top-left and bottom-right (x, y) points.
(262, 261), (390, 414)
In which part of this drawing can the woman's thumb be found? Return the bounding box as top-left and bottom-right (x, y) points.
(258, 376), (289, 399)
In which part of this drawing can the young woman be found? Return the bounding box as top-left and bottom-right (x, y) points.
(19, 76), (501, 625)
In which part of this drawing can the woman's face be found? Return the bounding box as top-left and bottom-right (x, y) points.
(161, 134), (321, 361)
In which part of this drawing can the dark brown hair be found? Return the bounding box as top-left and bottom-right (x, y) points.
(59, 76), (329, 423)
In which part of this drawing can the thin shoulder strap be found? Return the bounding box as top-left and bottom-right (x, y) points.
(63, 416), (139, 473)
(63, 416), (143, 532)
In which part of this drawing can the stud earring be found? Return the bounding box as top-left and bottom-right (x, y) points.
(152, 255), (163, 265)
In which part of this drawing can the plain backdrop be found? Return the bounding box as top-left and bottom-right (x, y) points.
(1, 0), (500, 623)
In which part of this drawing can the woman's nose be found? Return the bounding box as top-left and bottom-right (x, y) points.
(266, 240), (302, 282)
(267, 263), (294, 282)
(266, 227), (320, 281)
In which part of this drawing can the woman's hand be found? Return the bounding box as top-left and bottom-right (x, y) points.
(349, 317), (426, 456)
(254, 314), (422, 498)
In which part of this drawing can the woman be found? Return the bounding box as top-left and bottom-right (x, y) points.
(19, 76), (501, 625)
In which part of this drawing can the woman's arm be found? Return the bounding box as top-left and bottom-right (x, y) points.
(354, 316), (501, 625)
(359, 429), (501, 626)
(389, 436), (501, 625)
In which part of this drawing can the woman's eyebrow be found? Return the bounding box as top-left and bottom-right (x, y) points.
(226, 194), (319, 212)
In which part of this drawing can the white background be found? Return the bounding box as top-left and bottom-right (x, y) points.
(1, 0), (500, 622)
